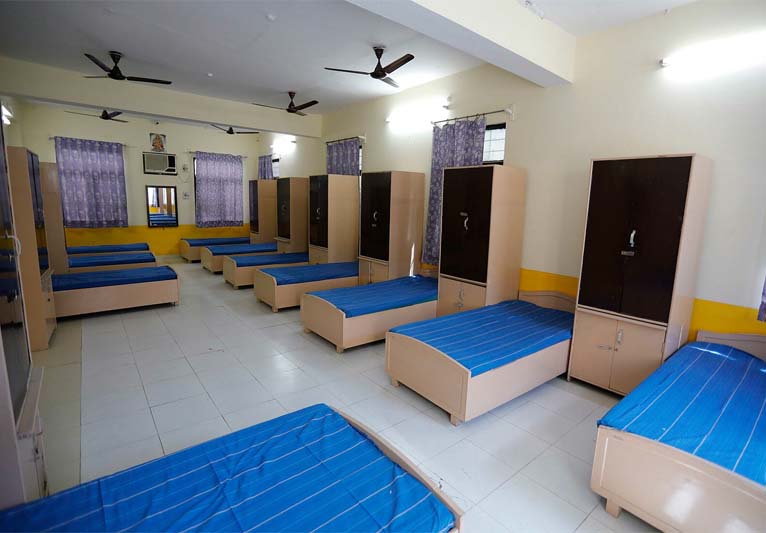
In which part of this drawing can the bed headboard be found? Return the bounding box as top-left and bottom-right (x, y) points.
(696, 330), (766, 361)
(518, 291), (576, 313)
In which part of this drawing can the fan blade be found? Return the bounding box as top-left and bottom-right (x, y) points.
(107, 111), (122, 119)
(295, 111), (307, 117)
(293, 100), (318, 111)
(380, 76), (399, 88)
(125, 76), (172, 85)
(84, 53), (111, 73)
(253, 102), (287, 111)
(211, 124), (228, 132)
(324, 67), (369, 75)
(65, 111), (100, 118)
(383, 53), (414, 74)
(84, 75), (109, 79)
(110, 118), (129, 123)
(235, 131), (260, 134)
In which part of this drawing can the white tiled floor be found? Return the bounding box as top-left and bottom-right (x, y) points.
(37, 258), (657, 532)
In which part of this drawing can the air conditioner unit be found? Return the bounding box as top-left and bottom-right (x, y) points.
(143, 152), (177, 175)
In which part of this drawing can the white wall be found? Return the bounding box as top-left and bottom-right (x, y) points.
(319, 0), (766, 309)
(9, 102), (263, 226)
(256, 131), (325, 179)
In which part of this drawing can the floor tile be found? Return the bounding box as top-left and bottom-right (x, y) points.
(82, 386), (149, 424)
(461, 507), (510, 533)
(81, 408), (157, 456)
(82, 363), (142, 399)
(381, 411), (465, 464)
(82, 435), (163, 481)
(526, 383), (600, 423)
(261, 368), (319, 396)
(588, 501), (658, 532)
(347, 391), (421, 432)
(502, 401), (577, 443)
(467, 417), (549, 472)
(159, 417), (230, 454)
(319, 374), (383, 405)
(521, 447), (600, 513)
(206, 380), (273, 414)
(224, 400), (287, 431)
(196, 364), (259, 390)
(276, 386), (344, 412)
(151, 393), (220, 433)
(137, 357), (195, 385)
(186, 350), (239, 373)
(479, 474), (587, 533)
(131, 338), (183, 361)
(144, 374), (206, 407)
(555, 411), (604, 464)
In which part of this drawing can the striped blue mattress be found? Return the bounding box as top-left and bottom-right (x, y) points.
(262, 261), (359, 286)
(0, 404), (456, 532)
(233, 252), (308, 267)
(53, 266), (177, 291)
(599, 342), (766, 486)
(207, 242), (278, 256)
(66, 243), (149, 254)
(308, 275), (438, 318)
(390, 300), (574, 377)
(68, 252), (156, 268)
(182, 237), (250, 247)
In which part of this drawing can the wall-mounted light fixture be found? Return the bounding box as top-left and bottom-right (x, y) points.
(1, 105), (13, 126)
(386, 96), (450, 134)
(271, 134), (296, 157)
(660, 30), (766, 82)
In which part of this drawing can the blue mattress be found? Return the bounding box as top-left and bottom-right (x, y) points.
(182, 237), (250, 247)
(53, 266), (177, 292)
(308, 275), (438, 318)
(391, 300), (574, 377)
(233, 252), (308, 267)
(599, 342), (766, 486)
(207, 242), (278, 256)
(0, 404), (455, 532)
(261, 261), (359, 286)
(67, 243), (149, 254)
(68, 252), (155, 269)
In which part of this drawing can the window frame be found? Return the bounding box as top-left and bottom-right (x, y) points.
(482, 122), (506, 166)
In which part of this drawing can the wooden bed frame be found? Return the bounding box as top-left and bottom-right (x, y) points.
(67, 248), (150, 257)
(386, 291), (576, 425)
(68, 260), (157, 273)
(222, 256), (309, 288)
(54, 277), (180, 317)
(591, 330), (766, 532)
(180, 239), (248, 262)
(340, 409), (463, 531)
(301, 288), (439, 354)
(254, 269), (358, 312)
(200, 248), (278, 274)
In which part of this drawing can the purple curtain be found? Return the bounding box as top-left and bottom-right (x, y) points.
(422, 117), (486, 265)
(327, 138), (360, 175)
(54, 137), (128, 228)
(194, 151), (243, 228)
(759, 276), (765, 321)
(258, 154), (274, 179)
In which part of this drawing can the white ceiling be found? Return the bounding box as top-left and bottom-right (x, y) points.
(0, 0), (483, 113)
(527, 0), (698, 36)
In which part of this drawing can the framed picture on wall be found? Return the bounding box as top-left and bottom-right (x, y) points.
(150, 133), (166, 153)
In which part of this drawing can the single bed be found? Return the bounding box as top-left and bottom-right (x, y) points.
(179, 236), (250, 262)
(0, 403), (461, 532)
(386, 292), (575, 425)
(67, 252), (157, 273)
(200, 241), (278, 273)
(222, 252), (309, 288)
(52, 266), (179, 317)
(301, 275), (438, 353)
(255, 261), (359, 312)
(591, 331), (766, 533)
(66, 243), (150, 256)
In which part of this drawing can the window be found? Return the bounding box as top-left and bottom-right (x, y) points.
(193, 151), (244, 228)
(483, 123), (506, 164)
(272, 157), (280, 178)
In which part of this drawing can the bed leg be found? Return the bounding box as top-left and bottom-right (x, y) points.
(390, 378), (400, 387)
(336, 346), (344, 354)
(303, 327), (311, 334)
(449, 414), (461, 426)
(605, 499), (621, 518)
(272, 306), (278, 313)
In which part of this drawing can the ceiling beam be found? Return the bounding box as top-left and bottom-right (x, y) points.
(0, 56), (322, 138)
(346, 0), (575, 86)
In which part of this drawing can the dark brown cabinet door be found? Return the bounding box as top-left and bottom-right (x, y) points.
(309, 175), (329, 247)
(439, 166), (493, 283)
(360, 172), (391, 260)
(277, 178), (291, 239)
(249, 181), (259, 232)
(620, 156), (690, 322)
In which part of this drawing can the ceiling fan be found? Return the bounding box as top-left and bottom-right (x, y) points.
(84, 51), (172, 85)
(65, 109), (128, 123)
(325, 46), (414, 88)
(212, 125), (259, 135)
(252, 91), (318, 116)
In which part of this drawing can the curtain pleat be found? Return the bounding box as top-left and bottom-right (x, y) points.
(326, 138), (360, 175)
(258, 154), (274, 179)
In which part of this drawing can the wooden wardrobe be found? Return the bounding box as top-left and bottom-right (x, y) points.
(275, 177), (308, 253)
(6, 148), (56, 351)
(308, 174), (359, 264)
(436, 165), (526, 316)
(567, 154), (711, 395)
(358, 171), (424, 284)
(249, 179), (277, 244)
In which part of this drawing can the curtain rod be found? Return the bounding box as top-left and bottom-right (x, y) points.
(48, 136), (138, 148)
(431, 109), (508, 125)
(186, 150), (248, 159)
(326, 135), (366, 144)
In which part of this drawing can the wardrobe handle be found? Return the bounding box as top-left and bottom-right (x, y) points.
(616, 329), (624, 345)
(597, 344), (612, 351)
(629, 229), (636, 248)
(463, 217), (469, 231)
